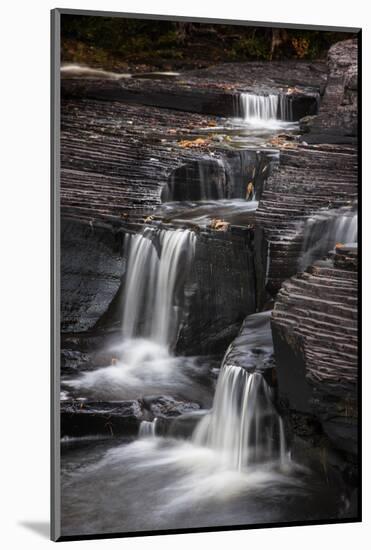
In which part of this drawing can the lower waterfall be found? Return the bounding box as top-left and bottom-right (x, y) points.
(139, 418), (158, 438)
(193, 365), (287, 470)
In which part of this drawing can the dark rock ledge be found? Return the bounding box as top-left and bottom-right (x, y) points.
(62, 60), (325, 118)
(61, 400), (143, 438)
(61, 396), (200, 438)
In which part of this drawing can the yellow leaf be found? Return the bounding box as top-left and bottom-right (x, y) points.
(209, 218), (230, 231)
(246, 182), (254, 199)
(178, 137), (210, 148)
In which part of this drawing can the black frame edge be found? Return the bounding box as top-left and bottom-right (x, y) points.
(55, 7), (361, 33)
(51, 7), (61, 543)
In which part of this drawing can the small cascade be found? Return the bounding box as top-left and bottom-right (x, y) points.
(299, 206), (358, 270)
(161, 160), (226, 202)
(122, 227), (196, 348)
(237, 92), (292, 123)
(193, 364), (288, 470)
(139, 418), (158, 438)
(278, 94), (294, 121)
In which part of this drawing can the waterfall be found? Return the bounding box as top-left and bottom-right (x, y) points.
(278, 94), (294, 121)
(299, 206), (358, 270)
(193, 364), (288, 470)
(161, 160), (226, 202)
(122, 227), (196, 348)
(139, 418), (158, 438)
(66, 227), (197, 401)
(237, 93), (292, 122)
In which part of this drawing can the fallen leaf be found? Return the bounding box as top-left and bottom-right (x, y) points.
(209, 218), (230, 231)
(178, 137), (210, 148)
(246, 182), (254, 199)
(286, 86), (300, 94)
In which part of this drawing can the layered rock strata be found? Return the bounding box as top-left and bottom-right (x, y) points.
(61, 98), (273, 220)
(271, 245), (358, 478)
(255, 143), (357, 306)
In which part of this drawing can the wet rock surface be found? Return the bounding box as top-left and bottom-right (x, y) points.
(142, 395), (200, 417)
(61, 98), (277, 222)
(61, 218), (125, 332)
(177, 226), (256, 355)
(223, 311), (275, 376)
(62, 60), (325, 118)
(61, 396), (202, 438)
(61, 400), (143, 437)
(61, 350), (90, 373)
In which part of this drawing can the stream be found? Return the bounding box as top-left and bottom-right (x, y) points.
(60, 92), (353, 537)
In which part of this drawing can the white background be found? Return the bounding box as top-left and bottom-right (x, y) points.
(1, 0), (369, 547)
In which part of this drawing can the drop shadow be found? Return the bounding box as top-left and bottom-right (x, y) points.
(19, 521), (50, 539)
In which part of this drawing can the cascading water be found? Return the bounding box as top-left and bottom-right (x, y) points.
(161, 160), (226, 202)
(237, 92), (293, 123)
(299, 206), (358, 270)
(122, 227), (196, 348)
(240, 93), (279, 121)
(193, 364), (288, 470)
(65, 226), (199, 401)
(139, 418), (158, 438)
(61, 65), (348, 538)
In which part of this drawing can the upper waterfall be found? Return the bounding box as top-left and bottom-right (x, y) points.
(237, 92), (293, 123)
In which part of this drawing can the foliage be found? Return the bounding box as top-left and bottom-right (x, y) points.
(231, 36), (270, 60)
(61, 15), (356, 69)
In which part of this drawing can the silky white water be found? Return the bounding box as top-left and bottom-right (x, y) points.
(60, 63), (132, 80)
(193, 365), (288, 470)
(156, 199), (259, 227)
(237, 93), (293, 126)
(139, 418), (158, 438)
(122, 227), (196, 347)
(65, 227), (201, 401)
